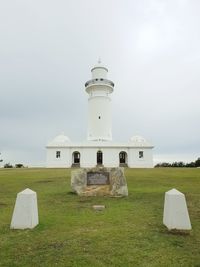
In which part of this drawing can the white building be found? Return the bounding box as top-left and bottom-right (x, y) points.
(46, 61), (154, 168)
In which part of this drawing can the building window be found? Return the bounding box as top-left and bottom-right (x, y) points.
(139, 151), (144, 159)
(56, 151), (61, 158)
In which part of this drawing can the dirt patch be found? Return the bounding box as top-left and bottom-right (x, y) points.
(37, 180), (53, 183)
(67, 191), (76, 195)
(39, 241), (68, 251)
(0, 202), (7, 207)
(167, 229), (191, 236)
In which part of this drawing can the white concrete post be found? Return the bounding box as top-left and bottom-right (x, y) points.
(163, 188), (192, 231)
(11, 188), (39, 229)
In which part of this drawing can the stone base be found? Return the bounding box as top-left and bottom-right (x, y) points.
(93, 205), (105, 211)
(71, 167), (128, 197)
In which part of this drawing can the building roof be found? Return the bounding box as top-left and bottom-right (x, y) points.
(46, 138), (153, 149)
(91, 59), (108, 72)
(129, 135), (151, 146)
(47, 133), (71, 146)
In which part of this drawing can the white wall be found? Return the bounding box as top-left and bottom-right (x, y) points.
(102, 148), (120, 167)
(87, 95), (112, 141)
(80, 148), (96, 168)
(128, 148), (153, 168)
(46, 148), (71, 168)
(46, 146), (153, 168)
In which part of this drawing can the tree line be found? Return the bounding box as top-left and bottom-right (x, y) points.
(155, 157), (200, 168)
(0, 153), (25, 168)
(3, 163), (24, 168)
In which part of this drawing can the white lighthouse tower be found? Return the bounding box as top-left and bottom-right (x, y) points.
(46, 60), (154, 168)
(85, 60), (114, 141)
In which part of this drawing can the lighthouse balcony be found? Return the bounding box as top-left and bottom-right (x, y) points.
(85, 78), (114, 88)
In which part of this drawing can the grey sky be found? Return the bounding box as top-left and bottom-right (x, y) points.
(0, 0), (199, 166)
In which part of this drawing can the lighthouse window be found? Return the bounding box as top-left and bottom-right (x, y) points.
(56, 151), (61, 158)
(98, 116), (101, 119)
(139, 151), (144, 159)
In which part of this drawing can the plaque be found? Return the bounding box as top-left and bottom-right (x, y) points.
(87, 172), (110, 185)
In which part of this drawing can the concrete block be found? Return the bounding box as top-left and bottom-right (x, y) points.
(11, 188), (39, 229)
(93, 205), (105, 211)
(163, 188), (191, 230)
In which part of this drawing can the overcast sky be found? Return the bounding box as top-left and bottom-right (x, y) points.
(0, 0), (199, 166)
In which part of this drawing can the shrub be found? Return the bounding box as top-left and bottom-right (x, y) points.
(4, 163), (13, 168)
(15, 164), (24, 168)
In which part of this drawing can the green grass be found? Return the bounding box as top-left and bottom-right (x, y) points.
(0, 168), (200, 267)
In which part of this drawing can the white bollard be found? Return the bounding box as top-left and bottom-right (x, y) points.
(11, 188), (39, 229)
(163, 188), (192, 231)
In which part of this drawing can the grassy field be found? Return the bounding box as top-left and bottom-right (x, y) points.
(0, 168), (199, 267)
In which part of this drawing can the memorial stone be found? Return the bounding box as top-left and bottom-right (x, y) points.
(71, 167), (128, 197)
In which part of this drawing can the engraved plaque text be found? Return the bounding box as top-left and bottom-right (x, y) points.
(87, 172), (110, 185)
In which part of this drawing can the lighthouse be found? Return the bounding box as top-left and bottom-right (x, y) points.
(85, 60), (114, 141)
(46, 60), (154, 168)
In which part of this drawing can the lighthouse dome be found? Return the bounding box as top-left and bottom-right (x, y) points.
(91, 59), (108, 79)
(48, 133), (71, 146)
(130, 136), (150, 146)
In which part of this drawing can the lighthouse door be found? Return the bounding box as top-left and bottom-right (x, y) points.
(97, 151), (103, 165)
